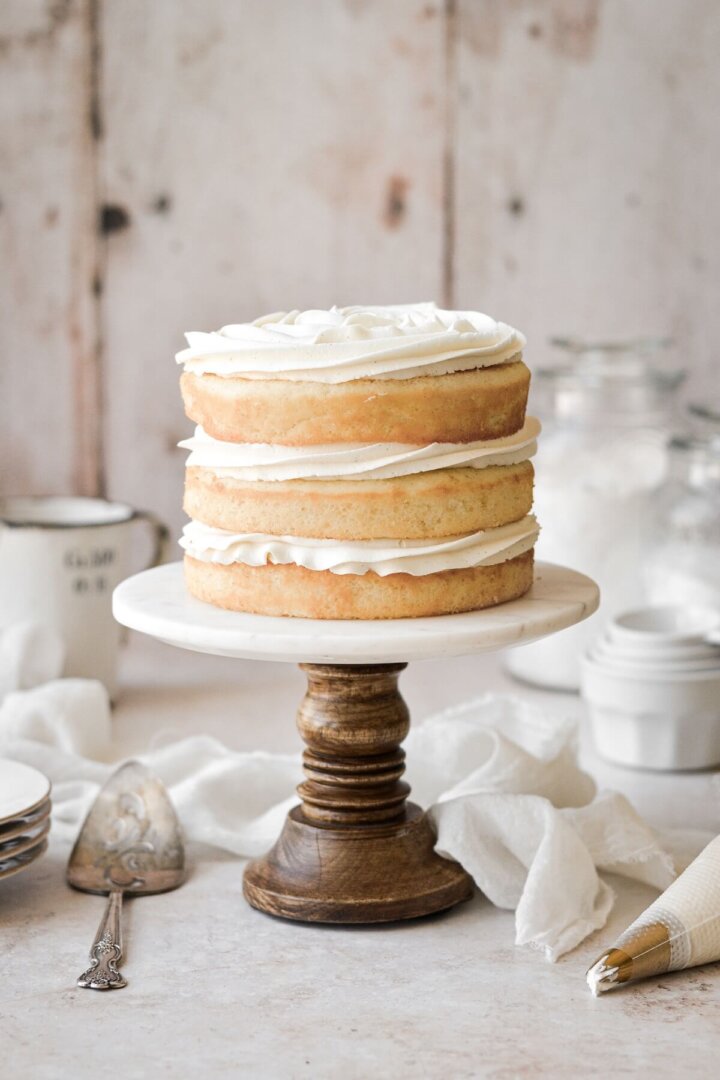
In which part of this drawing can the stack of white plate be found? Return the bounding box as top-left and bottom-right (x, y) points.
(0, 759), (51, 881)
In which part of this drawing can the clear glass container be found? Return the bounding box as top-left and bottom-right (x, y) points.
(644, 423), (720, 609)
(506, 338), (685, 690)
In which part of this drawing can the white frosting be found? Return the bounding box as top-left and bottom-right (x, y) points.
(180, 418), (540, 482)
(586, 960), (619, 996)
(180, 516), (538, 577)
(176, 302), (525, 383)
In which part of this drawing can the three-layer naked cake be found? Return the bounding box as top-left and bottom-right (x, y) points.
(176, 303), (540, 619)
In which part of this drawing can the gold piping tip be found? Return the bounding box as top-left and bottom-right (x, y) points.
(587, 920), (673, 994)
(586, 949), (633, 996)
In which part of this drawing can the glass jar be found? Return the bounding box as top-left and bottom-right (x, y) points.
(506, 339), (684, 690)
(644, 425), (720, 609)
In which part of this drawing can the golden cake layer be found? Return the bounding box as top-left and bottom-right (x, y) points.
(180, 361), (530, 445)
(184, 550), (534, 620)
(184, 461), (534, 541)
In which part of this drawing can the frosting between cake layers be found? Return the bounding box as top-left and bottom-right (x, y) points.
(180, 515), (539, 577)
(180, 418), (540, 481)
(176, 302), (526, 383)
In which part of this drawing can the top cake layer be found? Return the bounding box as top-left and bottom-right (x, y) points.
(177, 303), (529, 446)
(176, 302), (525, 383)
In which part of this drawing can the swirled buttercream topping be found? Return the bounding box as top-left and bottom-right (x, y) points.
(180, 418), (540, 481)
(180, 515), (539, 577)
(176, 302), (525, 383)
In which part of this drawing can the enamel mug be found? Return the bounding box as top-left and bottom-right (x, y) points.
(0, 496), (169, 700)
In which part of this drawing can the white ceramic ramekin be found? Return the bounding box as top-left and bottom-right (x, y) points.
(581, 605), (720, 770)
(607, 605), (720, 647)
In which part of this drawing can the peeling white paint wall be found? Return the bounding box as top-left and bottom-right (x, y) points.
(2, 0), (718, 537)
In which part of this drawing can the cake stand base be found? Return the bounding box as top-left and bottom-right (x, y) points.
(243, 662), (472, 924)
(244, 803), (471, 923)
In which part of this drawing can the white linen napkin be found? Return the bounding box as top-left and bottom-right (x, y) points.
(0, 622), (714, 960)
(0, 621), (65, 700)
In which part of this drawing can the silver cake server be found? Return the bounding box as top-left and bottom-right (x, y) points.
(67, 760), (185, 991)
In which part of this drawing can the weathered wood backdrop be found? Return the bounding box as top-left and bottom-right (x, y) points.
(2, 0), (719, 538)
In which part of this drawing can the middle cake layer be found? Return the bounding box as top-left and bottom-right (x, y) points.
(184, 462), (534, 540)
(181, 417), (539, 540)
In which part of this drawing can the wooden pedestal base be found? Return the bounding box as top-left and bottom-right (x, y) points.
(243, 663), (473, 924)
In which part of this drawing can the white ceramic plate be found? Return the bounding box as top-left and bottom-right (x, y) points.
(0, 818), (51, 861)
(0, 799), (51, 841)
(0, 837), (49, 881)
(0, 760), (51, 825)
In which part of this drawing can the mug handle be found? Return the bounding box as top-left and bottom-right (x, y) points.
(130, 510), (171, 570)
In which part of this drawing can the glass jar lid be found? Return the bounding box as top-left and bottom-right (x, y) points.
(533, 338), (685, 423)
(669, 423), (720, 489)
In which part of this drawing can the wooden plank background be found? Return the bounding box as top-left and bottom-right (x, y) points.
(2, 0), (719, 540)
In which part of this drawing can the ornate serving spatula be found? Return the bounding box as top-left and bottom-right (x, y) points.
(67, 760), (185, 990)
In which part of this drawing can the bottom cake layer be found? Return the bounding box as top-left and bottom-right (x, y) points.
(184, 549), (534, 620)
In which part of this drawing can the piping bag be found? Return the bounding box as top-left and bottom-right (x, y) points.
(587, 835), (720, 995)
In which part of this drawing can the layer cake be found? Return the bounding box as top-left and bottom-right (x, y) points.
(176, 303), (540, 619)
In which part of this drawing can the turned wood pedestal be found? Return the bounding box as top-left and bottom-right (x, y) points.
(113, 561), (599, 927)
(243, 663), (473, 923)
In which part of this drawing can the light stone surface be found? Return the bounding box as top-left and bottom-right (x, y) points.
(2, 636), (719, 1079)
(112, 561), (599, 663)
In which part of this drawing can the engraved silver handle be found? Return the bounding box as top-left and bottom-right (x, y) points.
(77, 890), (127, 991)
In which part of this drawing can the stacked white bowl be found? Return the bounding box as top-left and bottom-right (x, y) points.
(581, 605), (720, 770)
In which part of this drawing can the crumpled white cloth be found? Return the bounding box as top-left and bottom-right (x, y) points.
(0, 622), (65, 701)
(0, 623), (715, 961)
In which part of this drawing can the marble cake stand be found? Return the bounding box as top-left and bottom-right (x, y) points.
(113, 561), (599, 925)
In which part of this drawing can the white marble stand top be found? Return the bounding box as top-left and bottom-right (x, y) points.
(112, 561), (599, 663)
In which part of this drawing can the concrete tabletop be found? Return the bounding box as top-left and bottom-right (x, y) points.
(2, 636), (719, 1079)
